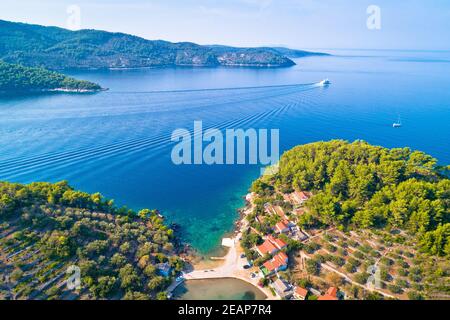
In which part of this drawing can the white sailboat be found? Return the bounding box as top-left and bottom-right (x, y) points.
(393, 116), (402, 128)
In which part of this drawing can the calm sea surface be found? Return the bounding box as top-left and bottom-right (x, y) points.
(1, 49), (449, 253)
(173, 278), (267, 300)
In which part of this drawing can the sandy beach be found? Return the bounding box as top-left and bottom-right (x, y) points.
(173, 199), (278, 300)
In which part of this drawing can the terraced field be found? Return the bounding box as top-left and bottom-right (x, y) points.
(0, 181), (184, 300)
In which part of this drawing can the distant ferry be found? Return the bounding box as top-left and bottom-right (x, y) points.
(318, 79), (331, 86)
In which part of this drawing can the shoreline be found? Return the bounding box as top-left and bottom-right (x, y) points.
(0, 87), (107, 96)
(176, 194), (278, 300)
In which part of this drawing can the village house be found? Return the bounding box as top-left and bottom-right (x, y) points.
(318, 287), (339, 300)
(273, 206), (287, 220)
(291, 226), (309, 241)
(293, 287), (309, 300)
(264, 203), (288, 220)
(255, 215), (266, 224)
(293, 208), (306, 216)
(260, 252), (288, 277)
(256, 239), (279, 256)
(267, 235), (288, 250)
(282, 193), (291, 203)
(290, 190), (312, 205)
(271, 278), (293, 299)
(275, 220), (290, 234)
(256, 235), (288, 258)
(264, 203), (273, 214)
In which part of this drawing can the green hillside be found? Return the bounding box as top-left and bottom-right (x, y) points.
(0, 61), (102, 93)
(0, 20), (326, 69)
(252, 140), (450, 256)
(0, 181), (183, 300)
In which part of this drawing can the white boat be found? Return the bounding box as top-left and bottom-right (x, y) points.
(393, 116), (402, 128)
(318, 79), (331, 86)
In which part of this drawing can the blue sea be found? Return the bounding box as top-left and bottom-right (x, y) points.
(1, 49), (449, 254)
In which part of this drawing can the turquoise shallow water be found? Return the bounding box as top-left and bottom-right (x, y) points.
(0, 49), (449, 253)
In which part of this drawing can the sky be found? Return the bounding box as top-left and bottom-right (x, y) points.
(1, 0), (449, 50)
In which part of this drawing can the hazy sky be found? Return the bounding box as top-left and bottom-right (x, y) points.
(1, 0), (449, 50)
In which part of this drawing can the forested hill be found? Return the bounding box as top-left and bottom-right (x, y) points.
(252, 140), (450, 257)
(0, 61), (102, 93)
(0, 181), (184, 300)
(0, 20), (327, 70)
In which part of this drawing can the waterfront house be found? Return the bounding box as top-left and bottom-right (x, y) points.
(260, 252), (289, 277)
(294, 287), (309, 300)
(271, 278), (293, 299)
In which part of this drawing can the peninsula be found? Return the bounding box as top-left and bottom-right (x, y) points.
(0, 61), (103, 94)
(183, 140), (449, 301)
(235, 140), (449, 300)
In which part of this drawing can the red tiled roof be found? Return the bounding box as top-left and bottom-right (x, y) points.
(275, 221), (289, 232)
(268, 235), (287, 249)
(295, 287), (308, 298)
(326, 287), (338, 297)
(263, 252), (288, 272)
(265, 204), (275, 214)
(318, 295), (338, 301)
(318, 287), (338, 300)
(296, 191), (311, 200)
(257, 239), (278, 255)
(262, 260), (277, 272)
(273, 206), (287, 219)
(294, 208), (306, 215)
(277, 251), (288, 261)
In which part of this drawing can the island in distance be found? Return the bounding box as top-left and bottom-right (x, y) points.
(0, 19), (328, 70)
